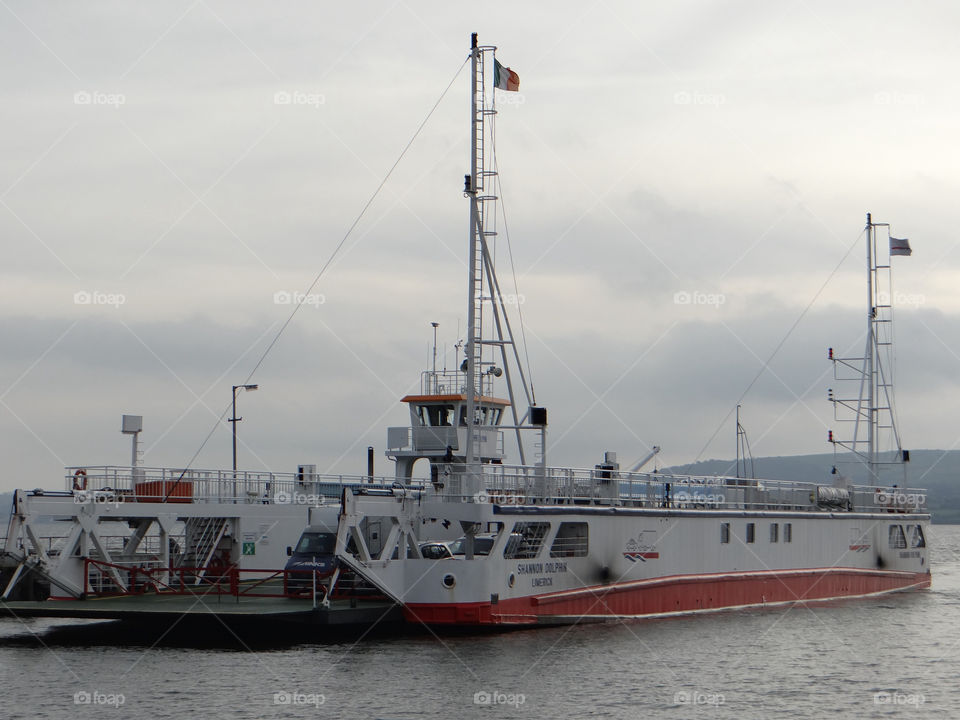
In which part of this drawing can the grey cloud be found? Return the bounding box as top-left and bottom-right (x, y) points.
(2, 1), (958, 493)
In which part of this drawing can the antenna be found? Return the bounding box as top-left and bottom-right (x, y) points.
(735, 404), (740, 478)
(431, 322), (439, 376)
(735, 405), (755, 479)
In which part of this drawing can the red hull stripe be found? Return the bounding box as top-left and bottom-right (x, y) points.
(403, 567), (930, 626)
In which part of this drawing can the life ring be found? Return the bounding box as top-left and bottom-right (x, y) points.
(73, 469), (88, 491)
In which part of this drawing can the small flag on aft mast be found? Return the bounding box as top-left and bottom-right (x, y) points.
(890, 237), (912, 257)
(494, 59), (520, 91)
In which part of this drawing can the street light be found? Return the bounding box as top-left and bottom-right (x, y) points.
(229, 384), (259, 500)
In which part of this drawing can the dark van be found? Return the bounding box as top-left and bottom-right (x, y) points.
(284, 525), (338, 594)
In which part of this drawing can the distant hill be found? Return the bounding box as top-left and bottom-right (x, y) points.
(665, 450), (960, 524)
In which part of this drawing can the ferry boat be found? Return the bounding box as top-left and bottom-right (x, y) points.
(0, 34), (929, 631)
(330, 34), (931, 626)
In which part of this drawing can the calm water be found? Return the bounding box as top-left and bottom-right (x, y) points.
(2, 526), (959, 720)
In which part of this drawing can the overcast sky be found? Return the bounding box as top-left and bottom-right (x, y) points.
(2, 1), (959, 492)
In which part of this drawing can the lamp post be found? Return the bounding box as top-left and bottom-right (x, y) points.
(229, 384), (258, 500)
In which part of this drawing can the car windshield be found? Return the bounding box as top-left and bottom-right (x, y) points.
(295, 532), (336, 555)
(420, 543), (451, 559)
(449, 536), (495, 556)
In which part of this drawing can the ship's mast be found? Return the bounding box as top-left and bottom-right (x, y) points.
(459, 34), (540, 480)
(829, 213), (907, 484)
(866, 213), (876, 478)
(464, 32), (482, 471)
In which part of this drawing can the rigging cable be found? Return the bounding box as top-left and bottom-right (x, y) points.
(693, 226), (867, 464)
(169, 55), (471, 483)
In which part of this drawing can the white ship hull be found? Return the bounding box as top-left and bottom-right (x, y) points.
(338, 493), (930, 626)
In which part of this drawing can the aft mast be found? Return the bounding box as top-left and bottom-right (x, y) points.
(829, 213), (910, 484)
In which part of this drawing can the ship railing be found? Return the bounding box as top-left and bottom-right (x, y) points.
(437, 464), (928, 513)
(386, 426), (505, 457)
(386, 426), (413, 451)
(81, 558), (375, 600)
(849, 484), (928, 513)
(64, 466), (420, 505)
(3, 531), (184, 558)
(420, 370), (496, 397)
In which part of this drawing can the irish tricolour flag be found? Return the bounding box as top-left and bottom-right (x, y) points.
(494, 59), (520, 91)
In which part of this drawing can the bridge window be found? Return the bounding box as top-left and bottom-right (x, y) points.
(550, 522), (589, 557)
(424, 405), (455, 426)
(784, 523), (792, 543)
(888, 525), (907, 549)
(505, 522), (551, 559)
(453, 405), (505, 426)
(720, 522), (730, 544)
(770, 523), (778, 543)
(909, 525), (925, 548)
(746, 523), (755, 544)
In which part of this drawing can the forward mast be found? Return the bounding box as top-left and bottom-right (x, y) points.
(386, 34), (541, 492)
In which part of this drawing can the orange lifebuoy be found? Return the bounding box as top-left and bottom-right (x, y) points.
(73, 469), (88, 491)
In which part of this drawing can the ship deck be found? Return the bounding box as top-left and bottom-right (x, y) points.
(0, 594), (401, 626)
